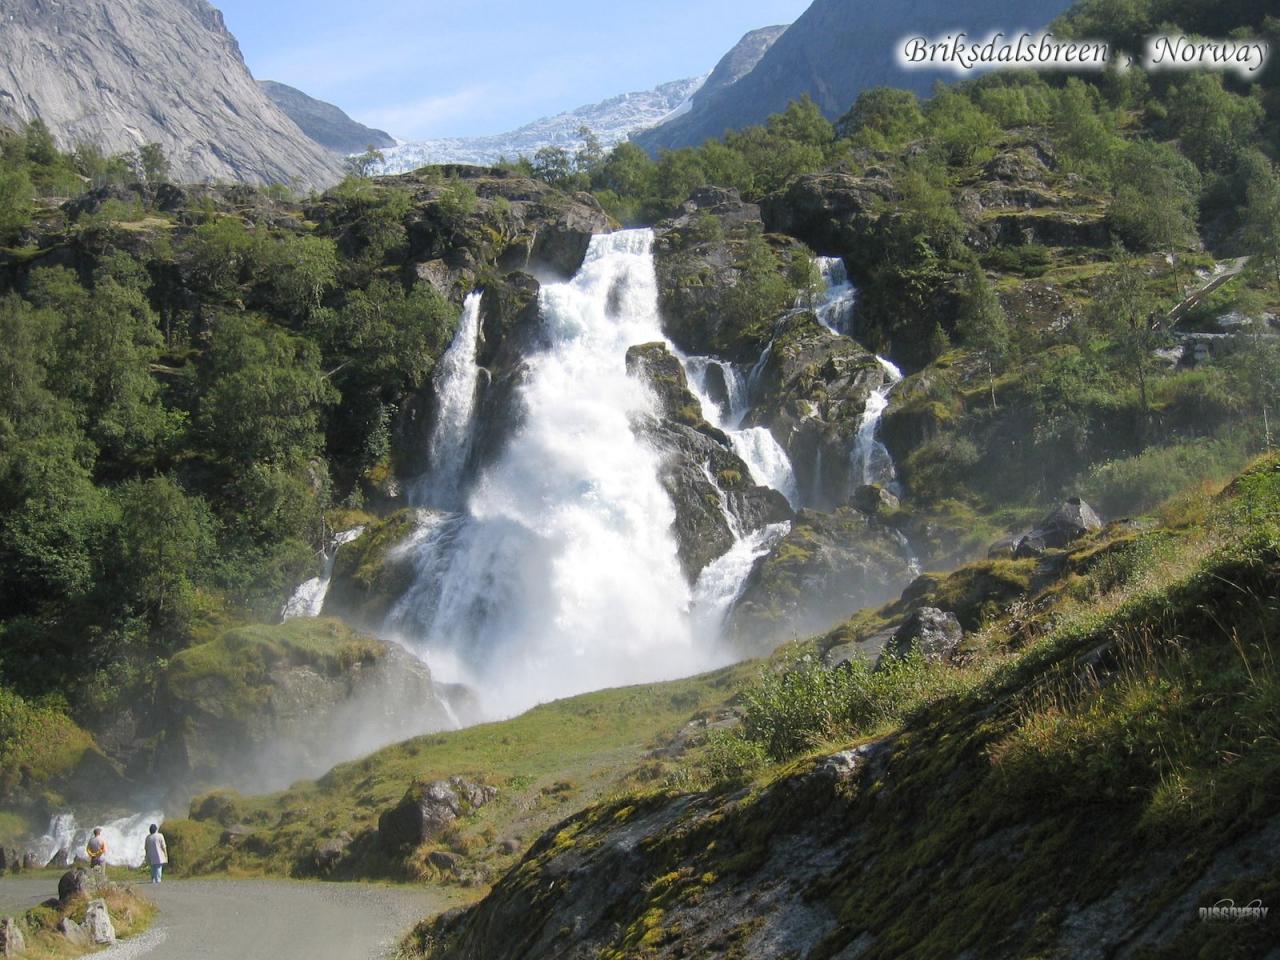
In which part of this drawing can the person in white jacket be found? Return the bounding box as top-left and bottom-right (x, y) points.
(144, 824), (168, 884)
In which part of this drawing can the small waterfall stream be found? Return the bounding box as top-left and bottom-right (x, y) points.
(281, 526), (367, 621)
(851, 356), (904, 490)
(414, 290), (485, 509)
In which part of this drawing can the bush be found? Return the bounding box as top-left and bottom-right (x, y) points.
(1081, 435), (1254, 517)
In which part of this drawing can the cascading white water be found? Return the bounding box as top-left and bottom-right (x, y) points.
(415, 291), (485, 509)
(683, 355), (800, 509)
(689, 521), (790, 638)
(386, 230), (721, 713)
(852, 356), (904, 489)
(280, 526), (366, 621)
(812, 256), (858, 335)
(28, 810), (163, 868)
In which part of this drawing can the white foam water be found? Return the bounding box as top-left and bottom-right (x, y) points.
(415, 291), (485, 509)
(812, 256), (858, 335)
(280, 527), (366, 621)
(29, 810), (164, 868)
(852, 356), (904, 489)
(385, 230), (718, 715)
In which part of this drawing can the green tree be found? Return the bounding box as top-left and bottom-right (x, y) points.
(836, 87), (925, 146)
(532, 146), (573, 186)
(264, 233), (339, 315)
(925, 88), (1000, 166)
(0, 167), (32, 242)
(137, 142), (171, 184)
(344, 148), (384, 179)
(957, 260), (1011, 409)
(112, 476), (213, 627)
(1108, 140), (1200, 286)
(1051, 78), (1120, 180)
(1241, 152), (1280, 292)
(1164, 73), (1264, 173)
(199, 314), (337, 466)
(1091, 257), (1163, 436)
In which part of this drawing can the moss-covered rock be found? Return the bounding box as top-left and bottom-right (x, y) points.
(727, 507), (914, 655)
(152, 618), (457, 793)
(323, 509), (421, 629)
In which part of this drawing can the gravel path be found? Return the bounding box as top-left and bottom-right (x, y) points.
(0, 876), (448, 959)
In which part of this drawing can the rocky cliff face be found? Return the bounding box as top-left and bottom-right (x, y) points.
(0, 0), (345, 187)
(260, 81), (395, 155)
(636, 0), (1073, 151)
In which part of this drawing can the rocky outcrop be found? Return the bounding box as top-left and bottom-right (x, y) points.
(884, 607), (963, 663)
(151, 619), (467, 794)
(0, 0), (345, 187)
(626, 343), (791, 580)
(1009, 497), (1104, 558)
(746, 311), (884, 507)
(260, 81), (394, 155)
(654, 187), (807, 360)
(0, 917), (24, 957)
(761, 171), (895, 276)
(378, 777), (498, 852)
(727, 507), (915, 654)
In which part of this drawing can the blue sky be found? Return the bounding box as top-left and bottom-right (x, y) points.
(217, 0), (812, 141)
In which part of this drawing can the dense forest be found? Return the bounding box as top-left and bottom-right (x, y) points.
(2, 0), (1279, 819)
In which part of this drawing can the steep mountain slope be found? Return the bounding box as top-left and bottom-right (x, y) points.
(689, 25), (789, 106)
(0, 0), (344, 187)
(635, 0), (1073, 151)
(374, 77), (705, 172)
(260, 81), (395, 155)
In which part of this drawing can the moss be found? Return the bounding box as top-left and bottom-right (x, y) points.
(0, 687), (97, 801)
(323, 509), (419, 624)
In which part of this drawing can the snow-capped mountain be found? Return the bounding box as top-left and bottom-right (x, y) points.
(372, 76), (706, 172)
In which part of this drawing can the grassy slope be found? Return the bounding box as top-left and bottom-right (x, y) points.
(162, 661), (755, 885)
(399, 455), (1280, 958)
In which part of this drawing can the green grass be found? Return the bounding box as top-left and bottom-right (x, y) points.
(163, 661), (757, 883)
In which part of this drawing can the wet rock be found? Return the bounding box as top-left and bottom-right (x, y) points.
(379, 777), (497, 852)
(851, 483), (899, 515)
(0, 917), (24, 957)
(45, 847), (74, 869)
(987, 535), (1020, 559)
(626, 341), (792, 580)
(83, 899), (115, 945)
(728, 508), (914, 655)
(20, 853), (38, 871)
(886, 607), (963, 663)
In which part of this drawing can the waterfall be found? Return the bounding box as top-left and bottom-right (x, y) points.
(28, 810), (164, 868)
(812, 256), (857, 335)
(690, 521), (790, 638)
(280, 526), (366, 621)
(385, 230), (718, 714)
(414, 291), (485, 509)
(683, 354), (800, 509)
(852, 356), (904, 489)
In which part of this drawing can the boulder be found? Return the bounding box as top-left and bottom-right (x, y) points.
(1014, 533), (1047, 559)
(851, 484), (899, 515)
(45, 847), (74, 869)
(57, 870), (100, 906)
(83, 899), (116, 945)
(0, 917), (24, 957)
(987, 536), (1019, 559)
(313, 834), (351, 873)
(379, 777), (497, 852)
(20, 853), (38, 871)
(886, 607), (963, 663)
(58, 917), (88, 947)
(1037, 497), (1102, 548)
